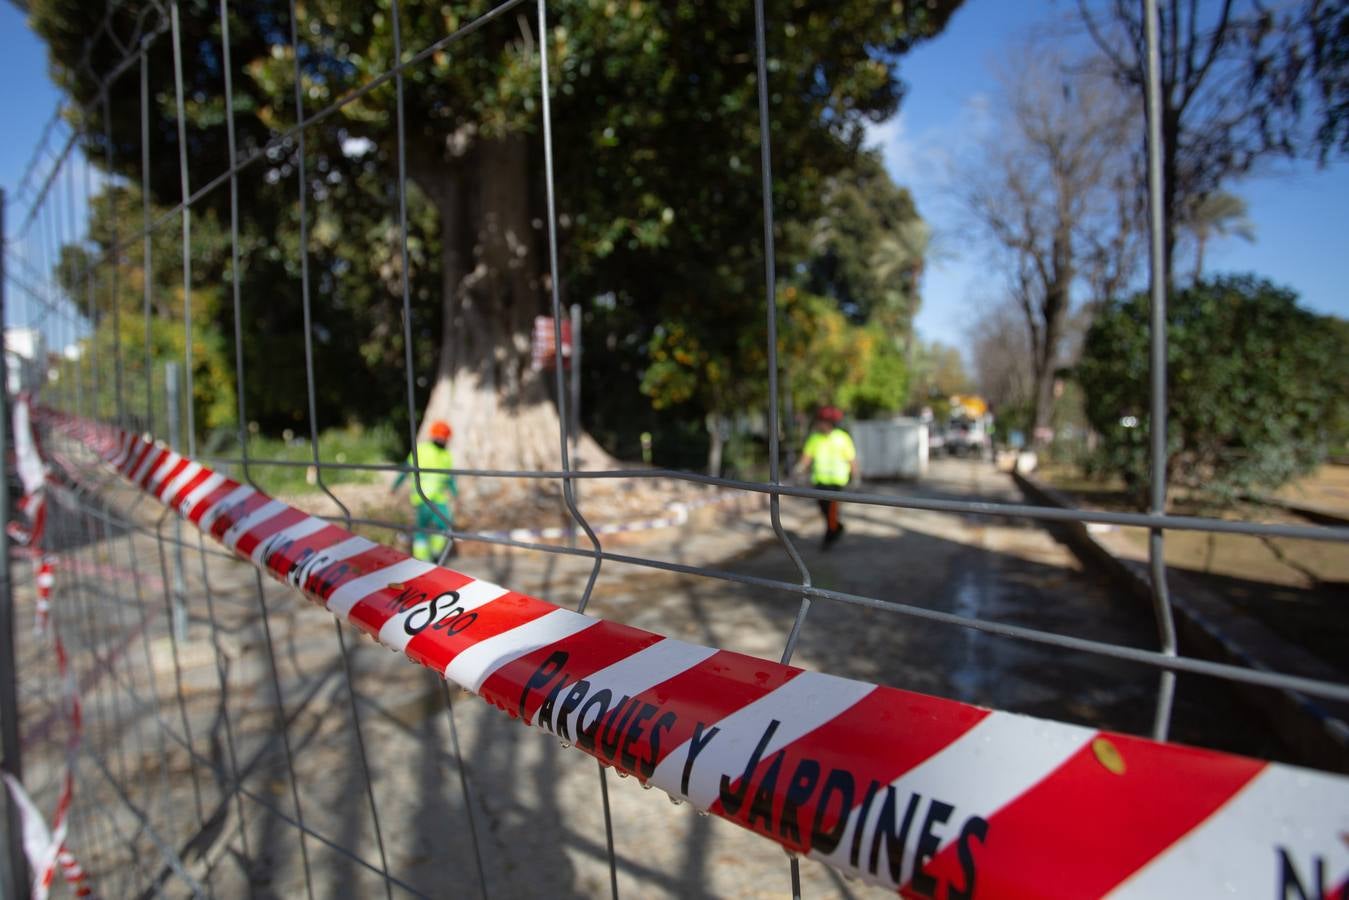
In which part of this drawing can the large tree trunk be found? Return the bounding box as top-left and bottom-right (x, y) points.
(706, 414), (726, 478)
(1029, 248), (1070, 445)
(1160, 110), (1180, 291)
(1030, 338), (1058, 446)
(410, 133), (609, 472)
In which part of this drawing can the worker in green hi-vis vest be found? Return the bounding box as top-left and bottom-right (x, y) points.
(392, 420), (458, 562)
(793, 406), (857, 550)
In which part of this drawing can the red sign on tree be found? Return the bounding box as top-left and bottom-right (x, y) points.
(531, 316), (573, 371)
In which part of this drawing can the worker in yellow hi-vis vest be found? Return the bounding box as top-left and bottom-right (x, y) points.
(794, 406), (857, 549)
(392, 420), (458, 561)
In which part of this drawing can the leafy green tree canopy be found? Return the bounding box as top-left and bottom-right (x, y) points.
(25, 0), (958, 466)
(1077, 275), (1348, 504)
(641, 286), (908, 420)
(789, 152), (928, 336)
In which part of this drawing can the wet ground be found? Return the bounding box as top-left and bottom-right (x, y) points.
(15, 453), (1296, 899)
(567, 458), (1287, 763)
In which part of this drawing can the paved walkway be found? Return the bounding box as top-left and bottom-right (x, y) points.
(17, 455), (1285, 898)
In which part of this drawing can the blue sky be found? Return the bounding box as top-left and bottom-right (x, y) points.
(3, 0), (1346, 351)
(1, 1), (72, 340)
(872, 0), (1349, 350)
(0, 5), (61, 203)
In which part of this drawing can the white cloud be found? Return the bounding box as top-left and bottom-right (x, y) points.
(866, 91), (1011, 351)
(864, 112), (915, 179)
(867, 91), (996, 195)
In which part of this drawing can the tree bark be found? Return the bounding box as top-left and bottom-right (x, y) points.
(410, 134), (609, 472)
(705, 414), (728, 478)
(1029, 231), (1071, 444)
(1161, 109), (1180, 290)
(1029, 291), (1064, 444)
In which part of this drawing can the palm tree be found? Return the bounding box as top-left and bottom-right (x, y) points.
(1184, 192), (1256, 283)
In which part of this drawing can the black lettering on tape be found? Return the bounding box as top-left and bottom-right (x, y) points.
(218, 499), (249, 530)
(404, 591), (459, 636)
(599, 696), (637, 764)
(388, 585), (427, 613)
(850, 779), (882, 869)
(911, 799), (954, 898)
(719, 719), (780, 817)
(746, 751), (784, 831)
(681, 722), (720, 796)
(434, 608), (476, 636)
(536, 674), (573, 734)
(620, 703), (658, 773)
(1277, 847), (1329, 900)
(518, 651), (569, 722)
(778, 758), (821, 846)
(261, 535), (293, 568)
(950, 815), (988, 900)
(311, 560), (350, 597)
(643, 711), (676, 780)
(556, 680), (591, 743)
(287, 548), (315, 586)
(868, 787), (919, 884)
(809, 768), (856, 856)
(320, 562), (345, 596)
(300, 555), (329, 592)
(576, 689), (613, 752)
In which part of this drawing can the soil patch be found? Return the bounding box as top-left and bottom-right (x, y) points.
(1040, 466), (1349, 678)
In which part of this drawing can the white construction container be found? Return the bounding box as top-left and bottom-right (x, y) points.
(849, 417), (928, 480)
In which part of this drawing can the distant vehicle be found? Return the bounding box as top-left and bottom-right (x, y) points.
(942, 395), (993, 459)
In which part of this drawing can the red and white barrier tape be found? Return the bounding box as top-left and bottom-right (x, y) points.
(44, 409), (1349, 898)
(5, 647), (95, 900)
(2, 397), (97, 899)
(32, 555), (54, 637)
(1, 772), (89, 900)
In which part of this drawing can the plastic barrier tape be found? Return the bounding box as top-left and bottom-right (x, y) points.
(45, 410), (1349, 898)
(4, 400), (96, 899)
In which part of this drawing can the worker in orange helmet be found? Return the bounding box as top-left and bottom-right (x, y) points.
(793, 405), (857, 549)
(392, 419), (458, 561)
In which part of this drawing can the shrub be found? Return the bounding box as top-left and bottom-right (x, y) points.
(1077, 275), (1347, 505)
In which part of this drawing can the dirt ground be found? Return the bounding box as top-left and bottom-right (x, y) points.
(1270, 462), (1349, 514)
(11, 451), (1302, 898)
(1040, 463), (1349, 678)
(273, 467), (727, 552)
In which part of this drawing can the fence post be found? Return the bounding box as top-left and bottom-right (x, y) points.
(165, 361), (188, 643)
(0, 186), (31, 900)
(569, 302), (582, 495)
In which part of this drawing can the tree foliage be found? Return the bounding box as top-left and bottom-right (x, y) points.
(641, 286), (909, 421)
(790, 152), (928, 337)
(958, 49), (1136, 440)
(972, 301), (1035, 429)
(51, 185), (237, 434)
(907, 340), (971, 413)
(1180, 190), (1254, 283)
(24, 0), (955, 464)
(1077, 275), (1347, 504)
(1079, 0), (1348, 285)
(65, 312), (239, 439)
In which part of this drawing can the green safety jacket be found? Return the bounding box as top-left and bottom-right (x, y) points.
(395, 441), (458, 505)
(803, 429), (856, 486)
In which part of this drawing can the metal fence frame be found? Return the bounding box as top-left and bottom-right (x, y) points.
(1, 0), (1347, 896)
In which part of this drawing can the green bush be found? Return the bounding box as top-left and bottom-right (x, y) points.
(1077, 275), (1347, 505)
(214, 424), (402, 497)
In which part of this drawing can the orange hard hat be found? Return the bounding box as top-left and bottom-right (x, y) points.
(428, 420), (452, 440)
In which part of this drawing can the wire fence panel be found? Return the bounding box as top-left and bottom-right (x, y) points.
(2, 0), (1348, 898)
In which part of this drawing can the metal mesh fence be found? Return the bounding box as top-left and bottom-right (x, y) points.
(2, 0), (1348, 897)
